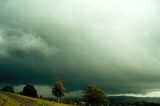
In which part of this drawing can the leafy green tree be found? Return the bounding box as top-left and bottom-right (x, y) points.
(83, 85), (107, 106)
(52, 79), (65, 102)
(22, 84), (38, 98)
(1, 85), (14, 93)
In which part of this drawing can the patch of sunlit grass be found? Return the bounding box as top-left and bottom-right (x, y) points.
(0, 93), (23, 106)
(15, 94), (75, 106)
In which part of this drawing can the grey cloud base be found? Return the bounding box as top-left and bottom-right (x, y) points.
(0, 0), (160, 94)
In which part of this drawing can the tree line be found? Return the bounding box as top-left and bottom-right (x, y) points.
(1, 79), (108, 106)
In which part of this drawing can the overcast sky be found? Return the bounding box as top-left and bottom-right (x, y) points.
(1, 0), (160, 97)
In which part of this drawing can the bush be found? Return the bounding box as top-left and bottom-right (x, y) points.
(22, 84), (38, 98)
(1, 85), (14, 93)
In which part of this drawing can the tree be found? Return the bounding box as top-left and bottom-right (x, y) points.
(1, 85), (14, 93)
(52, 79), (65, 102)
(22, 84), (38, 98)
(83, 85), (107, 106)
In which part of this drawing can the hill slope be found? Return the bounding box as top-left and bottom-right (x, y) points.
(0, 92), (75, 106)
(0, 93), (23, 106)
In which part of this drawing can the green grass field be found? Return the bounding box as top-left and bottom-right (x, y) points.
(16, 94), (75, 106)
(0, 92), (75, 106)
(0, 93), (24, 106)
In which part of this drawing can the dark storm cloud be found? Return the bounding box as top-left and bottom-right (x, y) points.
(1, 0), (160, 95)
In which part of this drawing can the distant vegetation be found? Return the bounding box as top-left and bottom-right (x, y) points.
(1, 85), (14, 93)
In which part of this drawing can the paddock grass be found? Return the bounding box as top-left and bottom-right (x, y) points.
(15, 94), (75, 106)
(0, 93), (23, 106)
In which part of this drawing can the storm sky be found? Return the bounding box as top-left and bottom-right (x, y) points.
(1, 0), (160, 97)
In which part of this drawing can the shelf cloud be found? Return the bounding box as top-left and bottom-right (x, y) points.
(1, 0), (160, 95)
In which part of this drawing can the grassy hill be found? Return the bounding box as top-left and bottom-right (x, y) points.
(0, 92), (75, 106)
(16, 94), (75, 106)
(0, 93), (24, 106)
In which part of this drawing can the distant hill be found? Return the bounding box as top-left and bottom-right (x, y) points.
(62, 96), (160, 106)
(109, 96), (160, 103)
